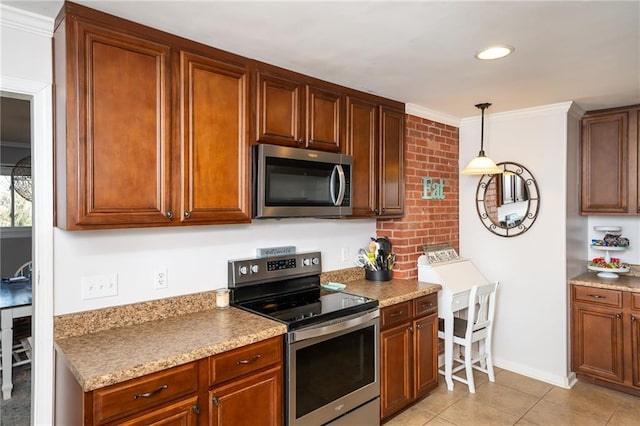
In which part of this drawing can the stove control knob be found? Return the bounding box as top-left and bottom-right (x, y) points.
(239, 266), (248, 275)
(303, 258), (311, 266)
(251, 264), (259, 274)
(312, 257), (320, 265)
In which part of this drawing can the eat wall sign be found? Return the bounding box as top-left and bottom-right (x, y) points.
(421, 177), (445, 200)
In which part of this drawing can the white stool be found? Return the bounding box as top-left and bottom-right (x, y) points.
(438, 282), (499, 393)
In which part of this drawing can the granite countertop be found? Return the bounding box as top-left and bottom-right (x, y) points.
(570, 272), (640, 293)
(55, 277), (441, 392)
(55, 307), (287, 391)
(335, 278), (441, 308)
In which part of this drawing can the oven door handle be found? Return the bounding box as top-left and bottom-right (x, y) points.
(290, 309), (379, 342)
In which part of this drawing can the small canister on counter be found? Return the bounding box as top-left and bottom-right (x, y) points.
(215, 288), (230, 308)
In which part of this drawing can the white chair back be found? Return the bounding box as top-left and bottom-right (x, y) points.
(14, 261), (32, 278)
(465, 282), (498, 338)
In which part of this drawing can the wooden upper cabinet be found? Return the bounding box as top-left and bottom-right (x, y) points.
(580, 105), (640, 215)
(256, 72), (305, 147)
(256, 70), (343, 152)
(379, 106), (405, 216)
(54, 3), (253, 229)
(306, 85), (343, 152)
(581, 111), (629, 214)
(55, 16), (173, 229)
(346, 96), (378, 216)
(179, 51), (251, 224)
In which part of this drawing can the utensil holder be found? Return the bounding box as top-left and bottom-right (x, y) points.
(365, 269), (392, 282)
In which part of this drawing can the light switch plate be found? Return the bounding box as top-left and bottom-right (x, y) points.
(81, 274), (118, 300)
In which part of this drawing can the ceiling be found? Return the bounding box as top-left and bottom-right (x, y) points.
(4, 0), (640, 120)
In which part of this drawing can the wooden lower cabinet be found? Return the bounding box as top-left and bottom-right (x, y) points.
(55, 337), (283, 425)
(571, 285), (640, 396)
(118, 396), (200, 426)
(208, 366), (282, 426)
(380, 294), (438, 420)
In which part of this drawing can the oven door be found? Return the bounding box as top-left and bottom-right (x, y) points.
(287, 309), (380, 426)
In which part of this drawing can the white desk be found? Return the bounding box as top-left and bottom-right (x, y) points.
(0, 278), (32, 400)
(418, 256), (489, 391)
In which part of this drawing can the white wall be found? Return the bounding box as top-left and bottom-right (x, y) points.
(54, 219), (375, 314)
(459, 102), (584, 387)
(1, 5), (55, 425)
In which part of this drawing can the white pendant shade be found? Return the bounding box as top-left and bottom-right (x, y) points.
(461, 154), (503, 175)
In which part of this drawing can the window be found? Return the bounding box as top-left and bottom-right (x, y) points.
(0, 168), (32, 228)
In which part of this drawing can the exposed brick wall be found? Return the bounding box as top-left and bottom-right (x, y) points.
(377, 115), (459, 279)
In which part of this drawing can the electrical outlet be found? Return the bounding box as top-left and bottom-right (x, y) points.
(154, 269), (168, 290)
(81, 274), (118, 300)
(341, 247), (350, 262)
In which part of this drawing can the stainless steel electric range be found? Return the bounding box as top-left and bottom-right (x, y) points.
(228, 252), (380, 426)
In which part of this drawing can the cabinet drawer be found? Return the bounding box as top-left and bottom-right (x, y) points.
(209, 337), (282, 386)
(93, 362), (198, 425)
(573, 286), (623, 308)
(414, 294), (438, 318)
(381, 301), (411, 329)
(631, 293), (640, 311)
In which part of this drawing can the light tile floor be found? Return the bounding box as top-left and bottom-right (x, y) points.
(385, 368), (640, 425)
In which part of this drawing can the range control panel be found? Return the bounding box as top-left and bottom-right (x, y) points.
(228, 252), (322, 287)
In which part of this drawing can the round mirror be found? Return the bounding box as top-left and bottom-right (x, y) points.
(475, 162), (540, 237)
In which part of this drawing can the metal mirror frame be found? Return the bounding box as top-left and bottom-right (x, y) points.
(475, 161), (540, 237)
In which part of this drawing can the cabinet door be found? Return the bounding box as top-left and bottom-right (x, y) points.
(59, 20), (173, 229)
(179, 51), (251, 224)
(346, 96), (378, 216)
(633, 313), (640, 388)
(380, 323), (412, 419)
(118, 396), (199, 426)
(256, 71), (305, 147)
(208, 366), (282, 426)
(572, 304), (624, 383)
(379, 106), (405, 216)
(414, 314), (438, 397)
(581, 112), (629, 214)
(306, 85), (343, 152)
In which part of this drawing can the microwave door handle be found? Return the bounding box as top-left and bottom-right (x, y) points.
(330, 165), (346, 206)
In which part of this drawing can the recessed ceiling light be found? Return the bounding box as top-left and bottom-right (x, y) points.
(475, 45), (514, 60)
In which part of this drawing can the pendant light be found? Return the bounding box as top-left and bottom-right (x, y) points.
(461, 103), (502, 175)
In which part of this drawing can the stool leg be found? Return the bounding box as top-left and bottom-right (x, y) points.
(464, 343), (475, 393)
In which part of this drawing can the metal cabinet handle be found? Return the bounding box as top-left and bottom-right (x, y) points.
(296, 138), (304, 144)
(390, 311), (404, 318)
(212, 396), (219, 406)
(616, 313), (622, 319)
(237, 354), (261, 365)
(134, 384), (168, 399)
(166, 211), (173, 219)
(417, 324), (422, 329)
(409, 326), (414, 333)
(587, 294), (606, 299)
(422, 302), (433, 309)
(632, 316), (637, 322)
(184, 211), (191, 219)
(192, 405), (200, 414)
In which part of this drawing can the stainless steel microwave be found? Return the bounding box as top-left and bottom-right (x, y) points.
(253, 144), (353, 218)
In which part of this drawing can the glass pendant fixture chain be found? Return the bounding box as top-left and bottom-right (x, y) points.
(461, 102), (502, 175)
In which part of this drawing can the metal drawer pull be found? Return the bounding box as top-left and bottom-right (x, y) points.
(390, 311), (404, 318)
(237, 354), (261, 365)
(587, 294), (606, 299)
(632, 316), (637, 322)
(422, 302), (434, 309)
(134, 384), (168, 399)
(212, 396), (219, 406)
(616, 313), (622, 319)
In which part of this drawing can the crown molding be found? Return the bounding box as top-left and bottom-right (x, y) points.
(460, 101), (578, 124)
(405, 103), (461, 127)
(0, 4), (54, 37)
